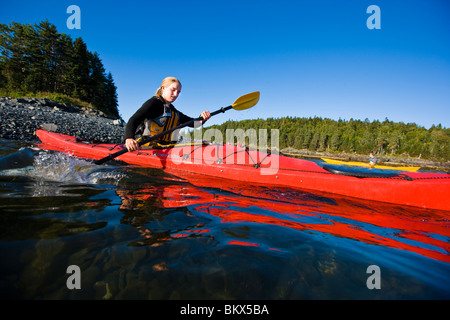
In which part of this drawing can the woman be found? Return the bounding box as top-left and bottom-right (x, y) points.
(124, 77), (211, 151)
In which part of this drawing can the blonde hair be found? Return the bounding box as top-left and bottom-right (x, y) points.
(155, 77), (182, 97)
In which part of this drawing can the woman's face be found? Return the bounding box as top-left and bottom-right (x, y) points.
(161, 82), (181, 103)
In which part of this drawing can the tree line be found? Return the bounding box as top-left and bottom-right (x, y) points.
(0, 20), (119, 118)
(209, 117), (450, 161)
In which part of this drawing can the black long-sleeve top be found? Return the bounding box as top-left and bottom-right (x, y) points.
(124, 96), (195, 140)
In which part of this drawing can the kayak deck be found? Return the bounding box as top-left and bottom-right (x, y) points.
(35, 130), (450, 211)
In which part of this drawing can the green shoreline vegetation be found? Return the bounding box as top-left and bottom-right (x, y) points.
(208, 117), (449, 163)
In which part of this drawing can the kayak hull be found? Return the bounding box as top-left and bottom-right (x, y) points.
(35, 130), (450, 211)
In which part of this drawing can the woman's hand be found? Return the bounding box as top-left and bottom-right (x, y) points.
(200, 111), (211, 123)
(125, 138), (141, 152)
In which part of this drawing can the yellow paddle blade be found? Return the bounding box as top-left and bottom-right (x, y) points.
(231, 91), (260, 110)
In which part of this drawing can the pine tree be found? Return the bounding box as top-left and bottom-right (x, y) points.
(0, 22), (30, 90)
(88, 51), (106, 110)
(68, 37), (90, 101)
(104, 72), (119, 117)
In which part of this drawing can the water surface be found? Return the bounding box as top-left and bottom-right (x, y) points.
(0, 139), (449, 299)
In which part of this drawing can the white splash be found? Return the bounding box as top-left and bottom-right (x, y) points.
(27, 150), (126, 185)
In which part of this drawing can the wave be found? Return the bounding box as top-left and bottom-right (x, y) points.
(0, 148), (127, 185)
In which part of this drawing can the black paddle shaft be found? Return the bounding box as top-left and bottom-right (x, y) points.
(94, 105), (232, 165)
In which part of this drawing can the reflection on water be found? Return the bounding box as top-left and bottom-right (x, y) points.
(117, 182), (450, 264)
(0, 140), (449, 299)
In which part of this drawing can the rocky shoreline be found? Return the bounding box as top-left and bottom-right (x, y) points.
(0, 97), (125, 144)
(1, 97), (448, 170)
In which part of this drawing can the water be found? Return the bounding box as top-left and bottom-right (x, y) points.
(0, 138), (449, 300)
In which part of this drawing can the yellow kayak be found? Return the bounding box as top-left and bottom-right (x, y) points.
(321, 158), (420, 172)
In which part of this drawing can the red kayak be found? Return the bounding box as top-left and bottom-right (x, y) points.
(35, 129), (450, 211)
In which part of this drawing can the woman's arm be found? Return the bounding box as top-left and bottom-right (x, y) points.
(125, 97), (161, 139)
(124, 97), (163, 151)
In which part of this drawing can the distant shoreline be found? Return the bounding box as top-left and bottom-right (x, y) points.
(1, 97), (448, 171)
(280, 148), (449, 171)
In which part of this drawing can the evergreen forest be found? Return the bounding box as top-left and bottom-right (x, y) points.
(210, 117), (450, 161)
(0, 20), (119, 118)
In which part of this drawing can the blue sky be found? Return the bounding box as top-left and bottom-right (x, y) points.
(1, 0), (449, 128)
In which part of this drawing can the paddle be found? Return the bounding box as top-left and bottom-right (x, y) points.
(94, 91), (260, 165)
